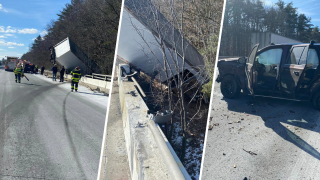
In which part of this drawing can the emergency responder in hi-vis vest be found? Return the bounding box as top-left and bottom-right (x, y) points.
(71, 67), (81, 92)
(14, 63), (23, 83)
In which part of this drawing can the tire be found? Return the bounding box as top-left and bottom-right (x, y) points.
(312, 92), (320, 110)
(220, 75), (241, 99)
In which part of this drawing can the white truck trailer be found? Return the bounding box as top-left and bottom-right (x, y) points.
(53, 37), (101, 74)
(251, 32), (302, 49)
(117, 0), (207, 85)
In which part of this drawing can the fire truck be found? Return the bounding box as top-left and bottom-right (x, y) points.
(4, 56), (19, 71)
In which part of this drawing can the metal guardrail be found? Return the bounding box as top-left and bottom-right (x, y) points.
(149, 120), (189, 180)
(131, 76), (146, 98)
(121, 69), (146, 98)
(84, 73), (112, 81)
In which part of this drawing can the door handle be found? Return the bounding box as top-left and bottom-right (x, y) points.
(293, 71), (299, 76)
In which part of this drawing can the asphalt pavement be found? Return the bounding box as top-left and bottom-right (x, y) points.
(0, 66), (108, 179)
(201, 79), (320, 179)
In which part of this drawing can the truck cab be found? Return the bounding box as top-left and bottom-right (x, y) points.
(24, 62), (34, 73)
(217, 41), (320, 109)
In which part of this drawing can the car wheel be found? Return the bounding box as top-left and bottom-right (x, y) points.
(220, 75), (240, 99)
(312, 92), (320, 110)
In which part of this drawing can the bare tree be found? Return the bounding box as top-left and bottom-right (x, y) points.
(127, 0), (214, 163)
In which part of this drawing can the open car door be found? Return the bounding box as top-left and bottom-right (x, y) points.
(280, 44), (309, 98)
(245, 44), (259, 95)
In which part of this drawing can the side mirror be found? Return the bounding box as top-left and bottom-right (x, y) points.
(238, 57), (246, 64)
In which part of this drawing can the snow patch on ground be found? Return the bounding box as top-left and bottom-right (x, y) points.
(170, 119), (204, 180)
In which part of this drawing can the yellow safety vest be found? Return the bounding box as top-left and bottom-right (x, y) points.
(14, 67), (23, 74)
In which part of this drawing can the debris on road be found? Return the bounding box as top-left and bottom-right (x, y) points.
(209, 123), (219, 130)
(234, 164), (237, 168)
(239, 127), (245, 131)
(243, 149), (257, 156)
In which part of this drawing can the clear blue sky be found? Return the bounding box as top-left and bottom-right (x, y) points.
(262, 0), (320, 27)
(0, 0), (71, 60)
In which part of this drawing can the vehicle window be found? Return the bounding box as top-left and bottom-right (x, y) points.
(299, 47), (308, 65)
(286, 46), (306, 65)
(256, 48), (283, 65)
(307, 49), (319, 67)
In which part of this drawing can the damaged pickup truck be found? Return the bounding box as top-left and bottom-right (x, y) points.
(216, 41), (320, 109)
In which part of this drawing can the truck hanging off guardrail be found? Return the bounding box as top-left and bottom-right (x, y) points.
(117, 0), (207, 86)
(49, 37), (101, 75)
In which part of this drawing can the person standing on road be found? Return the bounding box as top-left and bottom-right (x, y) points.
(35, 65), (38, 74)
(14, 63), (23, 83)
(60, 66), (65, 82)
(41, 65), (45, 75)
(71, 66), (81, 92)
(30, 64), (34, 74)
(51, 64), (58, 81)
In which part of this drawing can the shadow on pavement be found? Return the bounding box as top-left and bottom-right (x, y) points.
(20, 83), (42, 86)
(221, 92), (320, 161)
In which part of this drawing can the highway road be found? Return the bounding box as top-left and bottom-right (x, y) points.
(201, 79), (320, 179)
(0, 66), (108, 179)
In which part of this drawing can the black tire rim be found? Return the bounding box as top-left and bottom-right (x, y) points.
(222, 79), (236, 96)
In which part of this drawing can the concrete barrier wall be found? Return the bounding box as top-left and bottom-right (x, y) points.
(117, 66), (191, 180)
